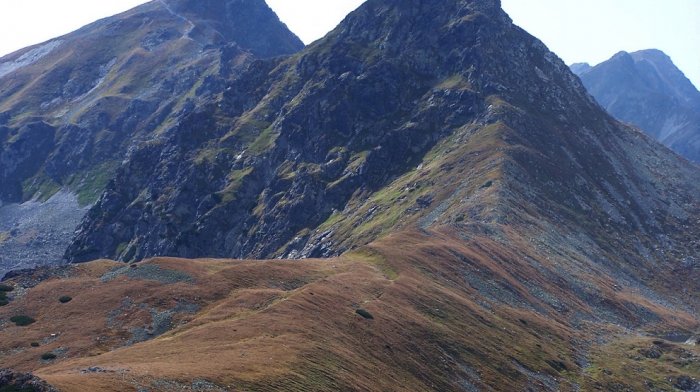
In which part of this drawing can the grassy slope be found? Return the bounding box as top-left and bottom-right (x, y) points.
(1, 229), (697, 391)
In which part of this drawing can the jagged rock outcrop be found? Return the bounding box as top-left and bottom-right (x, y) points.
(573, 49), (700, 163)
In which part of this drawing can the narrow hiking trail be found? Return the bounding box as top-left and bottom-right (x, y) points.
(157, 0), (196, 40)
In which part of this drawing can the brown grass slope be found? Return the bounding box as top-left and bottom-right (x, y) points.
(1, 228), (699, 391)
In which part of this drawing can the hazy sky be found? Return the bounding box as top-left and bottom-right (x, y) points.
(502, 0), (700, 88)
(0, 0), (697, 88)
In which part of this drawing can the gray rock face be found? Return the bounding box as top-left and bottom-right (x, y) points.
(674, 375), (700, 392)
(573, 50), (700, 163)
(64, 0), (523, 262)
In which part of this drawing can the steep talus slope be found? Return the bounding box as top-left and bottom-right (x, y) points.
(0, 0), (303, 274)
(573, 50), (700, 163)
(0, 191), (89, 274)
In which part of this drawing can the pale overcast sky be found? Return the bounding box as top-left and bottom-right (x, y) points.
(0, 0), (697, 88)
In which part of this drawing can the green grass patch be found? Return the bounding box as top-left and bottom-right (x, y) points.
(436, 74), (472, 91)
(486, 95), (517, 111)
(216, 167), (253, 204)
(21, 173), (61, 202)
(317, 211), (345, 231)
(193, 146), (237, 166)
(351, 190), (425, 239)
(221, 115), (272, 145)
(276, 161), (298, 181)
(248, 126), (279, 154)
(349, 249), (398, 281)
(346, 151), (369, 172)
(67, 160), (119, 206)
(115, 242), (129, 257)
(368, 183), (406, 205)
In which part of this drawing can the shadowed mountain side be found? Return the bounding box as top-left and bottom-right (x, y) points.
(0, 0), (303, 272)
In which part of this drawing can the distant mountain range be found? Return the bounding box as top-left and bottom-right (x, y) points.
(572, 49), (700, 163)
(1, 1), (699, 391)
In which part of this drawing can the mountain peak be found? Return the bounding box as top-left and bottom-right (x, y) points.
(159, 0), (304, 57)
(630, 48), (672, 63)
(66, 0), (627, 263)
(0, 0), (304, 268)
(575, 49), (700, 162)
(630, 49), (699, 96)
(333, 0), (509, 44)
(570, 62), (592, 75)
(609, 50), (635, 65)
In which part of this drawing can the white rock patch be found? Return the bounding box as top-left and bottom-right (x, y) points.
(0, 40), (63, 78)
